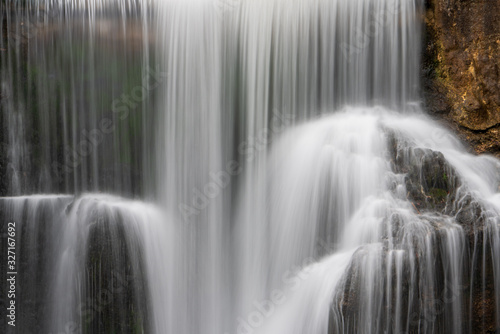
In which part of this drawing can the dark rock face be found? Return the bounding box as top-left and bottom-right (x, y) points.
(422, 0), (500, 158)
(390, 143), (458, 213)
(84, 213), (149, 334)
(0, 9), (155, 198)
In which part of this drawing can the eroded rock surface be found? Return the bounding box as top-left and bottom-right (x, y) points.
(422, 0), (500, 158)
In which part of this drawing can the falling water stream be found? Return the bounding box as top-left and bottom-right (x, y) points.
(0, 0), (499, 334)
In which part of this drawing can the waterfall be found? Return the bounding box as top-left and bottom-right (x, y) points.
(0, 0), (156, 196)
(240, 108), (500, 333)
(0, 194), (173, 333)
(1, 0), (499, 334)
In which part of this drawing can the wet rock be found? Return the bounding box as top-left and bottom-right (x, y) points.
(84, 214), (149, 334)
(388, 134), (461, 214)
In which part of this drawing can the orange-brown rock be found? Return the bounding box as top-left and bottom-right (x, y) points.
(422, 0), (500, 158)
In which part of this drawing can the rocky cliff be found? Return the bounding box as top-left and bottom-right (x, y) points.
(422, 0), (500, 157)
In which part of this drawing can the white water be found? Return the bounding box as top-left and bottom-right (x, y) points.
(1, 0), (499, 334)
(0, 194), (173, 333)
(239, 108), (499, 334)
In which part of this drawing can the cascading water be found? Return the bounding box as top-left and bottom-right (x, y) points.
(0, 194), (173, 333)
(246, 109), (500, 334)
(1, 1), (499, 334)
